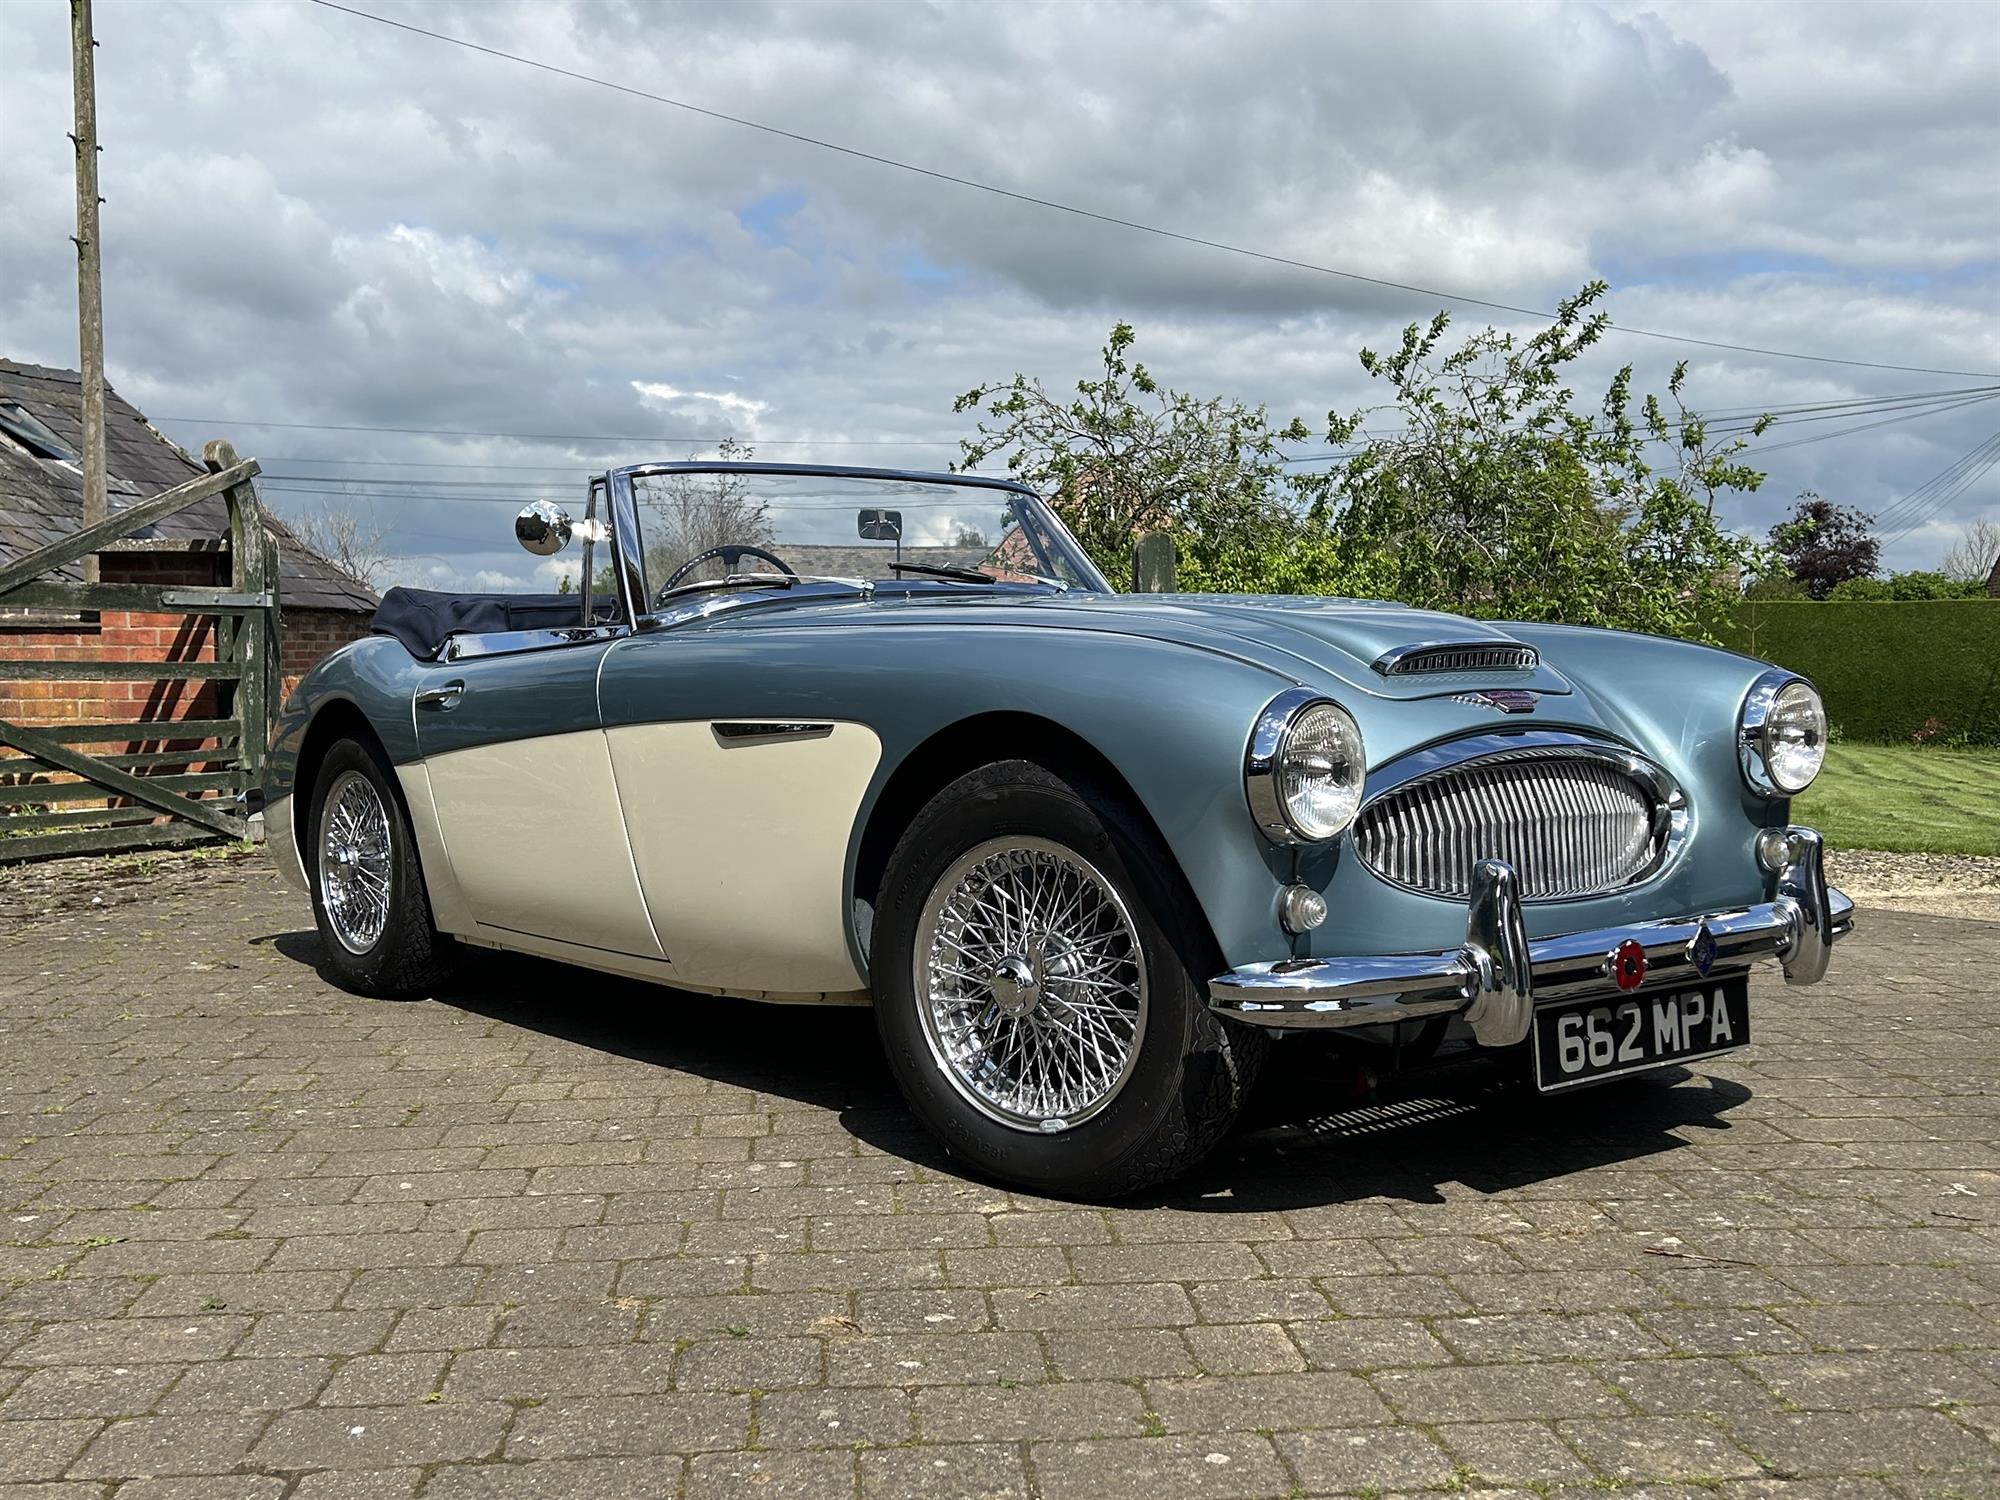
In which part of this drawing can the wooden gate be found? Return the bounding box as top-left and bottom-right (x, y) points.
(0, 441), (280, 862)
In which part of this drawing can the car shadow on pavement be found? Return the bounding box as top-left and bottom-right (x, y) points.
(263, 928), (1756, 1211)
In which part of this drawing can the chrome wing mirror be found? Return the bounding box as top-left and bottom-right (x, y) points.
(515, 499), (573, 556)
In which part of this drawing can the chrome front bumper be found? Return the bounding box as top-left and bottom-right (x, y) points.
(1211, 826), (1853, 1048)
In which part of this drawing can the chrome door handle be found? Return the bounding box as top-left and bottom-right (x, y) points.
(416, 680), (465, 711)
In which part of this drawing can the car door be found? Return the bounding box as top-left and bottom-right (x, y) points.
(411, 635), (665, 960)
(596, 627), (882, 997)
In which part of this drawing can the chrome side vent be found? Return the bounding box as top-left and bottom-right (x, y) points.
(1353, 747), (1671, 902)
(1374, 642), (1539, 676)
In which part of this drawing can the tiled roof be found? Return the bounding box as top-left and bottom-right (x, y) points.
(0, 359), (377, 613)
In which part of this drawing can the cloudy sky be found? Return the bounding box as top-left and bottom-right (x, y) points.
(4, 0), (1997, 591)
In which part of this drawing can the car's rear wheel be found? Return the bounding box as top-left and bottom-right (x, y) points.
(872, 759), (1265, 1197)
(307, 736), (453, 998)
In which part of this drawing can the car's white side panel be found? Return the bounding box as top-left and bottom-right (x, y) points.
(605, 721), (881, 994)
(423, 730), (664, 960)
(393, 763), (476, 937)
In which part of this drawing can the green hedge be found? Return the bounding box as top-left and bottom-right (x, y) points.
(1720, 599), (2000, 745)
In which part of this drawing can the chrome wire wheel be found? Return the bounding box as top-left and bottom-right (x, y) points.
(318, 769), (392, 955)
(913, 836), (1148, 1132)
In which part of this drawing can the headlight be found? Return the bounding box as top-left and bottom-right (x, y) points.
(1740, 671), (1826, 797)
(1246, 691), (1366, 842)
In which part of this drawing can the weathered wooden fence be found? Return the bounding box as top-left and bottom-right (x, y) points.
(0, 441), (280, 861)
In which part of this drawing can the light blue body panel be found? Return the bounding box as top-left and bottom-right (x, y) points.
(268, 588), (1797, 982)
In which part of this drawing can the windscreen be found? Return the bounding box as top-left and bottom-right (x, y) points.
(627, 469), (1107, 594)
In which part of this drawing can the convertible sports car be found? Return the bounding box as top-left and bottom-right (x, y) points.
(267, 462), (1851, 1196)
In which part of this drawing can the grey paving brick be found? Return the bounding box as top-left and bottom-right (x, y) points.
(8, 1315), (249, 1367)
(1184, 1320), (1305, 1374)
(1743, 1350), (2000, 1409)
(915, 1379), (1146, 1441)
(673, 1336), (823, 1391)
(250, 1403), (514, 1468)
(1372, 1362), (1630, 1421)
(1433, 1419), (1598, 1485)
(157, 1356), (334, 1413)
(417, 1456), (681, 1498)
(755, 1388), (915, 1449)
(114, 1479), (289, 1500)
(237, 1310), (396, 1358)
(859, 1442), (1028, 1500)
(66, 1412), (270, 1479)
(686, 1449), (855, 1500)
(1599, 1357), (1789, 1414)
(826, 1332), (1047, 1387)
(1287, 1317), (1456, 1371)
(1273, 1424), (1461, 1492)
(990, 1282), (1193, 1331)
(444, 1344), (679, 1399)
(1046, 1326), (1196, 1380)
(1433, 1310), (1669, 1361)
(317, 1352), (449, 1406)
(0, 1363), (181, 1420)
(1144, 1370), (1391, 1433)
(506, 1392), (750, 1456)
(0, 1420), (99, 1483)
(1031, 1432), (1289, 1500)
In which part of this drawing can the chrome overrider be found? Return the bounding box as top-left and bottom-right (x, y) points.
(1210, 827), (1853, 1047)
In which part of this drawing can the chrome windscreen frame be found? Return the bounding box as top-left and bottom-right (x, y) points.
(1353, 730), (1691, 904)
(603, 467), (650, 626)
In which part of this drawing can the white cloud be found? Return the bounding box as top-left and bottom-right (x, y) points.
(0, 0), (1992, 576)
(631, 381), (770, 421)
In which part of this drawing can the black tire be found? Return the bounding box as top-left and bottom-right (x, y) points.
(871, 759), (1265, 1198)
(306, 736), (454, 998)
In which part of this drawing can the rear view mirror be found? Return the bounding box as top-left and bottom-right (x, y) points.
(515, 500), (573, 556)
(858, 509), (903, 542)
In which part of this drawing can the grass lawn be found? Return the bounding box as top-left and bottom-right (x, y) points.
(1794, 742), (2000, 855)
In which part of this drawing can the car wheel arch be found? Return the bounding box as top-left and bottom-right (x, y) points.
(847, 710), (1218, 968)
(294, 699), (395, 880)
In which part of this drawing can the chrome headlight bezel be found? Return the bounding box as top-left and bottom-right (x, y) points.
(1245, 689), (1367, 844)
(1739, 669), (1827, 798)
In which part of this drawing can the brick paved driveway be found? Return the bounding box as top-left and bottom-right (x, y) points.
(1, 850), (1996, 1499)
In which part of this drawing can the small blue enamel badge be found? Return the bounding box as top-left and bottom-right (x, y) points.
(1687, 922), (1717, 977)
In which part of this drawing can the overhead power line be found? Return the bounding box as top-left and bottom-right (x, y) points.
(308, 0), (2000, 381)
(182, 382), (2000, 470)
(1875, 429), (2000, 544)
(158, 415), (946, 446)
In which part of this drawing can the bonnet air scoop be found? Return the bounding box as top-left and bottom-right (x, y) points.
(1373, 641), (1540, 677)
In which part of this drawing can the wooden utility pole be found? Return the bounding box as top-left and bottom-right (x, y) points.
(70, 0), (107, 583)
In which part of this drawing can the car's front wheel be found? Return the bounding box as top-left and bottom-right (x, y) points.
(872, 759), (1264, 1198)
(307, 736), (453, 998)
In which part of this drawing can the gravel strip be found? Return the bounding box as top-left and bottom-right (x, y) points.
(1828, 848), (2000, 921)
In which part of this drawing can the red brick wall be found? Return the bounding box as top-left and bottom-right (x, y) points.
(280, 606), (375, 703)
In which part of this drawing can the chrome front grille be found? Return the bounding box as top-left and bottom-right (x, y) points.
(1354, 750), (1665, 901)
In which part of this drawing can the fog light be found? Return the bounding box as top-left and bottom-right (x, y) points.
(1279, 884), (1328, 934)
(1755, 828), (1797, 874)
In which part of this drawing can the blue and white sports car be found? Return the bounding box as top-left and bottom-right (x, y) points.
(267, 462), (1851, 1195)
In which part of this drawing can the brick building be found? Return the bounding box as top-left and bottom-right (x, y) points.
(0, 358), (377, 736)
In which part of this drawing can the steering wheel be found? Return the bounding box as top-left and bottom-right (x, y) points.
(656, 544), (797, 601)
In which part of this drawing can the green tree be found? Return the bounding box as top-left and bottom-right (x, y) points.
(952, 323), (1310, 589)
(1293, 281), (1772, 642)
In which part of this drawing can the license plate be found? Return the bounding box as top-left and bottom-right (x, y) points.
(1533, 976), (1750, 1092)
